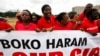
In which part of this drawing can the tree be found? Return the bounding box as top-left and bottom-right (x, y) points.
(0, 12), (4, 17)
(4, 11), (17, 17)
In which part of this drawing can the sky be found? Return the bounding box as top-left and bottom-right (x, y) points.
(0, 0), (100, 15)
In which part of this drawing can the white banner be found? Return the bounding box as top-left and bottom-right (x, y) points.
(0, 30), (100, 56)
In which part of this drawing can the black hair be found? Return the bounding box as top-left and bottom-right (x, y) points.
(68, 11), (77, 19)
(86, 3), (93, 8)
(86, 8), (99, 21)
(99, 13), (100, 19)
(23, 9), (33, 22)
(16, 15), (22, 22)
(83, 3), (93, 14)
(56, 12), (67, 23)
(33, 13), (41, 20)
(41, 4), (51, 13)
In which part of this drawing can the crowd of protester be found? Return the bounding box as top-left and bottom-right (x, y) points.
(0, 3), (100, 36)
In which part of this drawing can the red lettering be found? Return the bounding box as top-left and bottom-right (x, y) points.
(89, 47), (99, 56)
(71, 47), (100, 56)
(13, 51), (63, 56)
(13, 52), (27, 56)
(70, 48), (81, 56)
(39, 53), (46, 56)
(82, 48), (89, 56)
(49, 51), (63, 56)
(0, 52), (3, 56)
(30, 53), (37, 56)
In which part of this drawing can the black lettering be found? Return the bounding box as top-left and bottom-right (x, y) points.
(31, 39), (41, 49)
(47, 39), (55, 49)
(78, 38), (87, 46)
(11, 39), (21, 49)
(22, 39), (31, 49)
(71, 38), (77, 46)
(56, 39), (63, 48)
(65, 38), (71, 47)
(0, 39), (10, 49)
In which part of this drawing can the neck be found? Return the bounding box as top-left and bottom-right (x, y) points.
(23, 21), (30, 25)
(45, 16), (50, 20)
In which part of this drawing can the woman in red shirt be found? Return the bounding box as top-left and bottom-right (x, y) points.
(32, 13), (41, 25)
(15, 10), (37, 30)
(37, 4), (56, 32)
(68, 11), (81, 30)
(97, 13), (100, 32)
(54, 12), (74, 30)
(0, 20), (13, 32)
(80, 9), (99, 36)
(78, 3), (93, 21)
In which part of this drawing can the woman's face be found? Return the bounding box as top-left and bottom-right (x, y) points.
(61, 14), (70, 25)
(32, 16), (37, 23)
(43, 6), (51, 18)
(91, 10), (99, 20)
(73, 14), (79, 21)
(21, 11), (30, 22)
(85, 4), (93, 12)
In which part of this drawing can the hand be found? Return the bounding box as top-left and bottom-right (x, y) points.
(5, 29), (12, 32)
(35, 28), (41, 32)
(76, 21), (81, 25)
(47, 27), (54, 32)
(42, 28), (47, 32)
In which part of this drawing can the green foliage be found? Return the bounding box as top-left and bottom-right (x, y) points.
(0, 11), (17, 17)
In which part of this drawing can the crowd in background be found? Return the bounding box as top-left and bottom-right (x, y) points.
(0, 3), (100, 36)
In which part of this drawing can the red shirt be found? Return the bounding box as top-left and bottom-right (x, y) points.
(54, 21), (74, 30)
(70, 21), (81, 30)
(97, 19), (100, 26)
(80, 18), (99, 33)
(78, 13), (86, 21)
(37, 16), (55, 29)
(0, 21), (13, 30)
(15, 21), (37, 30)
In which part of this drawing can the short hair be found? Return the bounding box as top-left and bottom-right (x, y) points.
(86, 3), (93, 8)
(99, 13), (100, 19)
(84, 3), (93, 14)
(68, 11), (77, 19)
(23, 9), (33, 22)
(56, 12), (67, 22)
(86, 8), (99, 21)
(41, 4), (51, 13)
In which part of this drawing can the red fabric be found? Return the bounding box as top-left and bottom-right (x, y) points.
(15, 21), (37, 30)
(54, 21), (74, 30)
(97, 19), (100, 26)
(70, 21), (81, 30)
(78, 13), (86, 21)
(80, 18), (99, 33)
(0, 21), (13, 30)
(37, 16), (55, 29)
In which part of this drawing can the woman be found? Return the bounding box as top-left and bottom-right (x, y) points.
(15, 10), (37, 30)
(78, 3), (93, 21)
(32, 13), (41, 24)
(37, 4), (56, 32)
(54, 12), (74, 30)
(0, 19), (13, 32)
(80, 9), (99, 36)
(68, 11), (81, 30)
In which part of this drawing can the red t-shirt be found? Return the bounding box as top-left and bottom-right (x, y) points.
(37, 16), (55, 29)
(78, 13), (86, 21)
(70, 21), (81, 30)
(15, 21), (37, 30)
(80, 18), (99, 33)
(97, 19), (100, 26)
(54, 21), (74, 30)
(0, 21), (13, 30)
